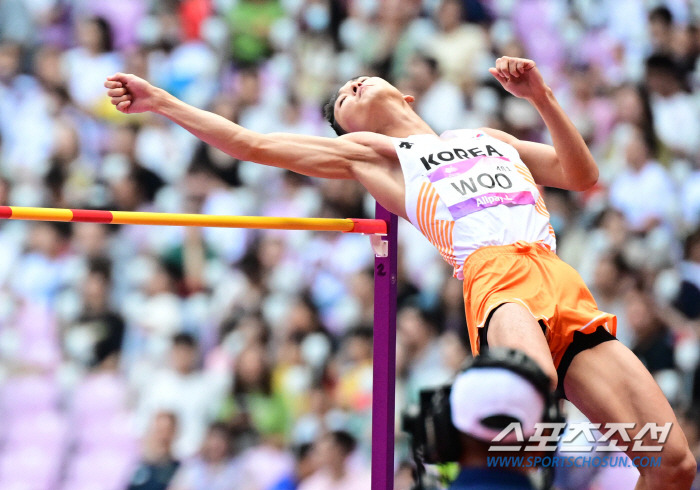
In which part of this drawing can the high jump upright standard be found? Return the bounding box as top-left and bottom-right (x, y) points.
(370, 204), (399, 490)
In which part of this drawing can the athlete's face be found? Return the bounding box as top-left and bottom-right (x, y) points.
(334, 76), (411, 133)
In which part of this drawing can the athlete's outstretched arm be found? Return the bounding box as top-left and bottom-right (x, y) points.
(104, 73), (387, 180)
(483, 57), (599, 192)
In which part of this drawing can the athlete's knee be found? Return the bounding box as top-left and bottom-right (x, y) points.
(640, 441), (696, 488)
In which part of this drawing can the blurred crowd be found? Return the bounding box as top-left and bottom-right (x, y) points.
(1, 0), (700, 489)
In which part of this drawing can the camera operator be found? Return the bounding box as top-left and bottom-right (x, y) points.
(404, 348), (560, 490)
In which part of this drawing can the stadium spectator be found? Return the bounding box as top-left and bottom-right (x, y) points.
(627, 287), (676, 374)
(225, 0), (284, 65)
(128, 412), (181, 490)
(648, 6), (675, 55)
(63, 17), (123, 111)
(219, 344), (291, 443)
(674, 229), (700, 320)
(168, 422), (242, 490)
(405, 53), (466, 134)
(682, 161), (700, 229)
(269, 443), (318, 490)
(608, 125), (676, 232)
(136, 333), (229, 459)
(590, 252), (635, 346)
(645, 54), (700, 157)
(298, 431), (370, 490)
(427, 0), (488, 89)
(335, 326), (374, 413)
(398, 306), (452, 403)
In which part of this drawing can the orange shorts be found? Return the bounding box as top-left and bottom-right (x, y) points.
(462, 241), (617, 369)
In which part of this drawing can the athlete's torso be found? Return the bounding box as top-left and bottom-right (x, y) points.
(391, 129), (556, 279)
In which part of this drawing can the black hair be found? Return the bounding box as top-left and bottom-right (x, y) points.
(649, 6), (673, 26)
(130, 165), (165, 204)
(92, 337), (121, 366)
(610, 251), (633, 276)
(188, 142), (242, 187)
(684, 227), (700, 259)
(414, 53), (439, 76)
(328, 430), (357, 455)
(44, 162), (66, 201)
(232, 346), (273, 396)
(323, 90), (347, 136)
(88, 256), (112, 282)
(47, 221), (73, 241)
(323, 76), (363, 136)
(399, 303), (443, 335)
(219, 311), (271, 346)
(172, 332), (198, 349)
(632, 122), (658, 159)
(627, 83), (657, 157)
(93, 17), (114, 53)
(344, 325), (374, 342)
(294, 442), (314, 461)
(646, 54), (681, 77)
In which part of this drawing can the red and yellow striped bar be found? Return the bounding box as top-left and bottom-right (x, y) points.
(0, 206), (387, 234)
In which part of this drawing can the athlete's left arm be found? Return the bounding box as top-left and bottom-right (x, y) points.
(481, 57), (599, 192)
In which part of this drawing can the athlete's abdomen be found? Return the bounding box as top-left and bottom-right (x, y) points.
(413, 181), (555, 279)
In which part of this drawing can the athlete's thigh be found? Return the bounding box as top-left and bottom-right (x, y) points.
(487, 303), (558, 387)
(564, 340), (688, 462)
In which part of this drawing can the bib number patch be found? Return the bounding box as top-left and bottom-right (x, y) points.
(428, 156), (535, 220)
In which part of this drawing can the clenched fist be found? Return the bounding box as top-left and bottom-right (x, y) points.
(105, 73), (162, 114)
(488, 57), (550, 102)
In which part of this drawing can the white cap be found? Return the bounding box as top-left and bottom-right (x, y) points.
(450, 367), (545, 443)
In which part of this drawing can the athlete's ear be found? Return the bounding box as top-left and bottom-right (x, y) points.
(403, 94), (415, 104)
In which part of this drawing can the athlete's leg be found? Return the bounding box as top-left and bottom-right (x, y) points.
(564, 340), (696, 490)
(487, 303), (558, 390)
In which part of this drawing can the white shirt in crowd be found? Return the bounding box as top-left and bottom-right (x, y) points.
(682, 171), (700, 229)
(416, 79), (466, 136)
(609, 161), (676, 230)
(62, 48), (123, 108)
(136, 368), (229, 459)
(651, 92), (700, 157)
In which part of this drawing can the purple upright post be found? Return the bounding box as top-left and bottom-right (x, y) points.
(371, 203), (398, 490)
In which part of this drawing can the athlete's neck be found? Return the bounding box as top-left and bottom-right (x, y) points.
(374, 102), (437, 138)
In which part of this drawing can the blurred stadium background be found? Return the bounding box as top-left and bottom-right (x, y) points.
(0, 0), (700, 489)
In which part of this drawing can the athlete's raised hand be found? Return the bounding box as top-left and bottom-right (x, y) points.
(489, 57), (549, 102)
(105, 73), (161, 114)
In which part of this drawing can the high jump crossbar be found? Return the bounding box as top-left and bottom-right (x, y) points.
(0, 205), (388, 234)
(0, 203), (399, 490)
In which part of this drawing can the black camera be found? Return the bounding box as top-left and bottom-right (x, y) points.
(401, 348), (563, 490)
(402, 384), (461, 465)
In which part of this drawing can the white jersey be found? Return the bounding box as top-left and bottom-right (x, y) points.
(393, 129), (556, 279)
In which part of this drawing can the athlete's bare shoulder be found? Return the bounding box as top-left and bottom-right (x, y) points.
(477, 127), (519, 145)
(336, 131), (406, 218)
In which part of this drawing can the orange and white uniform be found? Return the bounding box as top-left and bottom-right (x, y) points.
(393, 129), (616, 368)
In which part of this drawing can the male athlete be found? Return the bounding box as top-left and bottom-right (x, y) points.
(105, 57), (695, 488)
